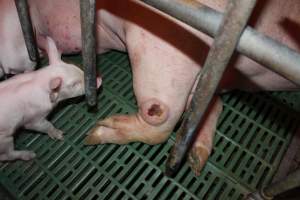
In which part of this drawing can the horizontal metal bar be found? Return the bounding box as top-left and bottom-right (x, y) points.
(80, 0), (98, 107)
(14, 0), (39, 64)
(245, 168), (300, 200)
(264, 168), (300, 198)
(165, 0), (257, 176)
(141, 0), (300, 86)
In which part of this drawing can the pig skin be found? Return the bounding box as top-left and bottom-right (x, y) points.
(0, 0), (36, 76)
(0, 37), (86, 161)
(1, 0), (300, 173)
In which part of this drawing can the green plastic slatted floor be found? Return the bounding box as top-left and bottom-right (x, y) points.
(0, 51), (299, 200)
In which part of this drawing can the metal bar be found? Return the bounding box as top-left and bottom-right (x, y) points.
(141, 0), (300, 86)
(165, 0), (257, 176)
(245, 168), (300, 200)
(14, 0), (39, 64)
(80, 0), (98, 107)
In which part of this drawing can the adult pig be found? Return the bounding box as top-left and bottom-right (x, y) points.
(2, 0), (300, 173)
(83, 0), (300, 175)
(0, 37), (86, 161)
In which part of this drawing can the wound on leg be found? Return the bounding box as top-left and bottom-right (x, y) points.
(148, 104), (163, 117)
(141, 99), (169, 126)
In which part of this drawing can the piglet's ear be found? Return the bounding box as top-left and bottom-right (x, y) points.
(49, 77), (62, 103)
(38, 35), (62, 65)
(46, 37), (62, 65)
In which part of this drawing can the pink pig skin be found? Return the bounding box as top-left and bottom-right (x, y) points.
(0, 0), (36, 76)
(1, 0), (300, 172)
(0, 37), (86, 161)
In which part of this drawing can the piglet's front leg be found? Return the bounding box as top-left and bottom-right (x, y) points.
(0, 136), (36, 161)
(25, 119), (63, 140)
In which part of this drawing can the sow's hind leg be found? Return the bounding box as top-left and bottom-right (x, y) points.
(187, 96), (223, 176)
(85, 19), (204, 145)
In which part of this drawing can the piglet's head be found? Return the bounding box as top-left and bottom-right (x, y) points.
(42, 36), (102, 103)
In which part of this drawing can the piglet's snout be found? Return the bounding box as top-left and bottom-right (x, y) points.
(60, 65), (86, 99)
(61, 64), (102, 100)
(74, 71), (85, 97)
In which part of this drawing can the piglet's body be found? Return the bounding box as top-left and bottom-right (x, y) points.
(0, 37), (86, 161)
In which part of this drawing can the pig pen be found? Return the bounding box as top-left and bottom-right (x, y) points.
(0, 51), (299, 200)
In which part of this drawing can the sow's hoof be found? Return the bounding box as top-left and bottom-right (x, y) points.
(85, 98), (171, 145)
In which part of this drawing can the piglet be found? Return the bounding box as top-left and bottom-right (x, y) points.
(0, 37), (98, 161)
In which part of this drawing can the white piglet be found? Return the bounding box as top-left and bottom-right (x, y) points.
(0, 37), (92, 161)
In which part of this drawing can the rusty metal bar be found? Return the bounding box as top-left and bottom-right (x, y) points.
(165, 0), (257, 176)
(141, 0), (300, 86)
(80, 0), (98, 107)
(14, 0), (39, 64)
(246, 168), (300, 200)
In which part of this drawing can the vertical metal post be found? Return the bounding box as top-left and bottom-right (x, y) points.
(14, 0), (39, 64)
(80, 0), (98, 107)
(165, 0), (257, 176)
